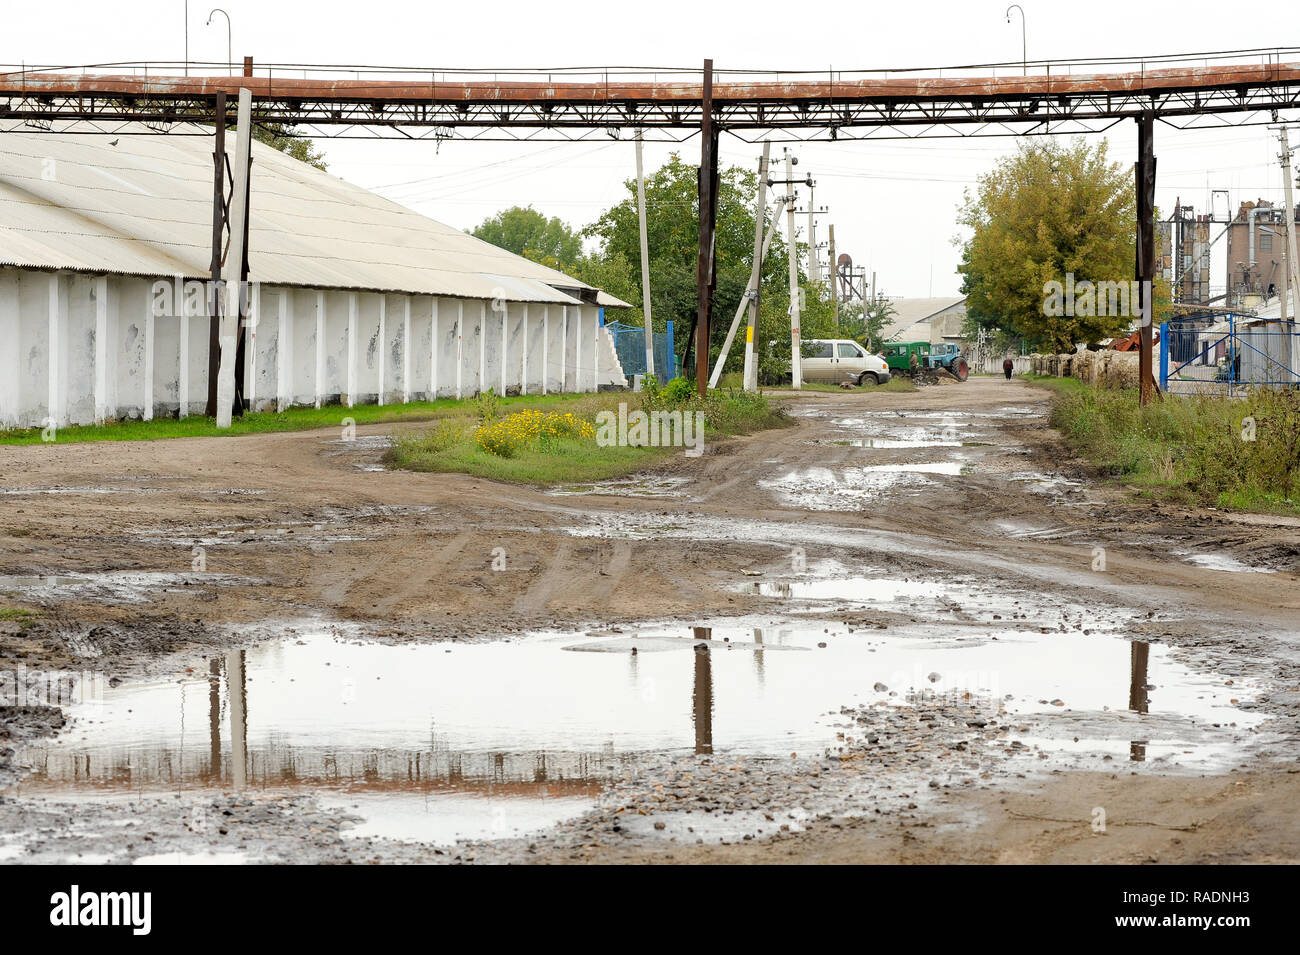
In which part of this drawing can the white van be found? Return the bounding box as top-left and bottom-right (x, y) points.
(802, 339), (892, 386)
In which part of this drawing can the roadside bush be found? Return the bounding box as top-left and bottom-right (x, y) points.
(472, 388), (501, 422)
(1047, 382), (1300, 512)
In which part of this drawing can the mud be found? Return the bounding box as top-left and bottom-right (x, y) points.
(2, 377), (1299, 864)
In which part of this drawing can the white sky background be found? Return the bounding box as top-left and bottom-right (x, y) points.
(3, 0), (1298, 298)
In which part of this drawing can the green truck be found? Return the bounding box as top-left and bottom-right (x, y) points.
(882, 341), (969, 381)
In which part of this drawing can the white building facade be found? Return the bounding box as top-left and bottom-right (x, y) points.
(0, 126), (626, 429)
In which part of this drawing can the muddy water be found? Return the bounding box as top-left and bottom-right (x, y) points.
(9, 595), (1263, 846)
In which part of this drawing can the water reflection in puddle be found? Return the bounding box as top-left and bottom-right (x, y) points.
(9, 613), (1262, 846)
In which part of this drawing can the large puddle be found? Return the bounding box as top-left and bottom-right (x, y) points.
(7, 594), (1265, 847)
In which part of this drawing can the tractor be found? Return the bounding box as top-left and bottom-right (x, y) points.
(882, 341), (970, 381)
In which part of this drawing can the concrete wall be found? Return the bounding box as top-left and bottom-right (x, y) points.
(0, 266), (626, 428)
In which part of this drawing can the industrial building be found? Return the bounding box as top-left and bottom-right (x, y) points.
(0, 124), (627, 429)
(878, 296), (968, 345)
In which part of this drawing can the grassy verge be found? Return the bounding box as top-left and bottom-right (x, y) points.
(0, 607), (38, 631)
(385, 387), (792, 485)
(1025, 376), (1300, 515)
(0, 393), (601, 446)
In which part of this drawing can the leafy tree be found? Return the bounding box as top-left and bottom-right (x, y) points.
(582, 153), (790, 363)
(252, 121), (328, 171)
(472, 206), (584, 271)
(957, 138), (1161, 352)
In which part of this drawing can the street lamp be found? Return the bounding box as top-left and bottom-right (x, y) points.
(1005, 5), (1026, 77)
(206, 8), (232, 76)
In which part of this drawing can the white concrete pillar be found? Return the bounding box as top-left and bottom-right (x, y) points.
(245, 281), (260, 409)
(276, 289), (293, 411)
(593, 307), (600, 393)
(429, 297), (439, 400)
(346, 291), (358, 408)
(542, 305), (549, 396)
(512, 306), (522, 394)
(402, 295), (412, 404)
(377, 293), (387, 405)
(500, 304), (508, 396)
(478, 300), (486, 396)
(142, 281), (155, 421)
(560, 305), (568, 393)
(0, 270), (20, 427)
(455, 300), (463, 400)
(576, 304), (583, 393)
(48, 274), (65, 427)
(314, 291), (325, 409)
(178, 286), (190, 419)
(94, 275), (110, 424)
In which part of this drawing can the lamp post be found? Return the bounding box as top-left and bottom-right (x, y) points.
(206, 8), (232, 75)
(1005, 5), (1026, 76)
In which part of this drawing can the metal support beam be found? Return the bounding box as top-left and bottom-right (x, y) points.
(204, 90), (226, 418)
(694, 58), (718, 397)
(1136, 112), (1157, 407)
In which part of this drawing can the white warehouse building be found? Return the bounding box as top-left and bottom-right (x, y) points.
(0, 124), (628, 429)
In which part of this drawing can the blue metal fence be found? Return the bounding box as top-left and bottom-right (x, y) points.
(605, 320), (680, 383)
(1160, 316), (1300, 396)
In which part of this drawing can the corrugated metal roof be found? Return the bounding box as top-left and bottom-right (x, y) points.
(0, 123), (614, 306)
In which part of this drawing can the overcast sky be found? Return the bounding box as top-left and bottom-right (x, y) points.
(4, 1), (1298, 298)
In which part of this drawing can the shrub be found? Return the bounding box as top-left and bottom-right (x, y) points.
(472, 388), (501, 422)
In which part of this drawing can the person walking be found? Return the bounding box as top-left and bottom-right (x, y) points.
(1002, 356), (1014, 380)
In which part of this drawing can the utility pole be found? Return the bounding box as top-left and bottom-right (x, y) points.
(806, 182), (818, 284)
(1135, 112), (1158, 407)
(204, 90), (226, 418)
(1279, 127), (1300, 308)
(784, 148), (802, 389)
(710, 196), (786, 388)
(635, 129), (654, 379)
(693, 58), (719, 398)
(215, 87), (252, 429)
(742, 144), (771, 393)
(828, 224), (838, 328)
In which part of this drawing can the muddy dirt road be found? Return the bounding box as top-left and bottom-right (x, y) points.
(2, 376), (1298, 864)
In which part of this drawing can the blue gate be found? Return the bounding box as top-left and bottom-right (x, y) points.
(1160, 316), (1300, 396)
(605, 320), (680, 383)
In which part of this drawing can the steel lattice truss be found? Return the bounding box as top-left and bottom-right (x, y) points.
(3, 49), (1300, 142)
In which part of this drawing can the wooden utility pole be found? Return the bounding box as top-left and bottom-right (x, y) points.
(204, 91), (227, 418)
(1135, 113), (1157, 406)
(635, 129), (655, 379)
(694, 58), (719, 397)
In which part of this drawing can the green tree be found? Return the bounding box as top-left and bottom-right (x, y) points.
(582, 153), (789, 367)
(472, 206), (584, 272)
(252, 121), (328, 171)
(957, 138), (1147, 352)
